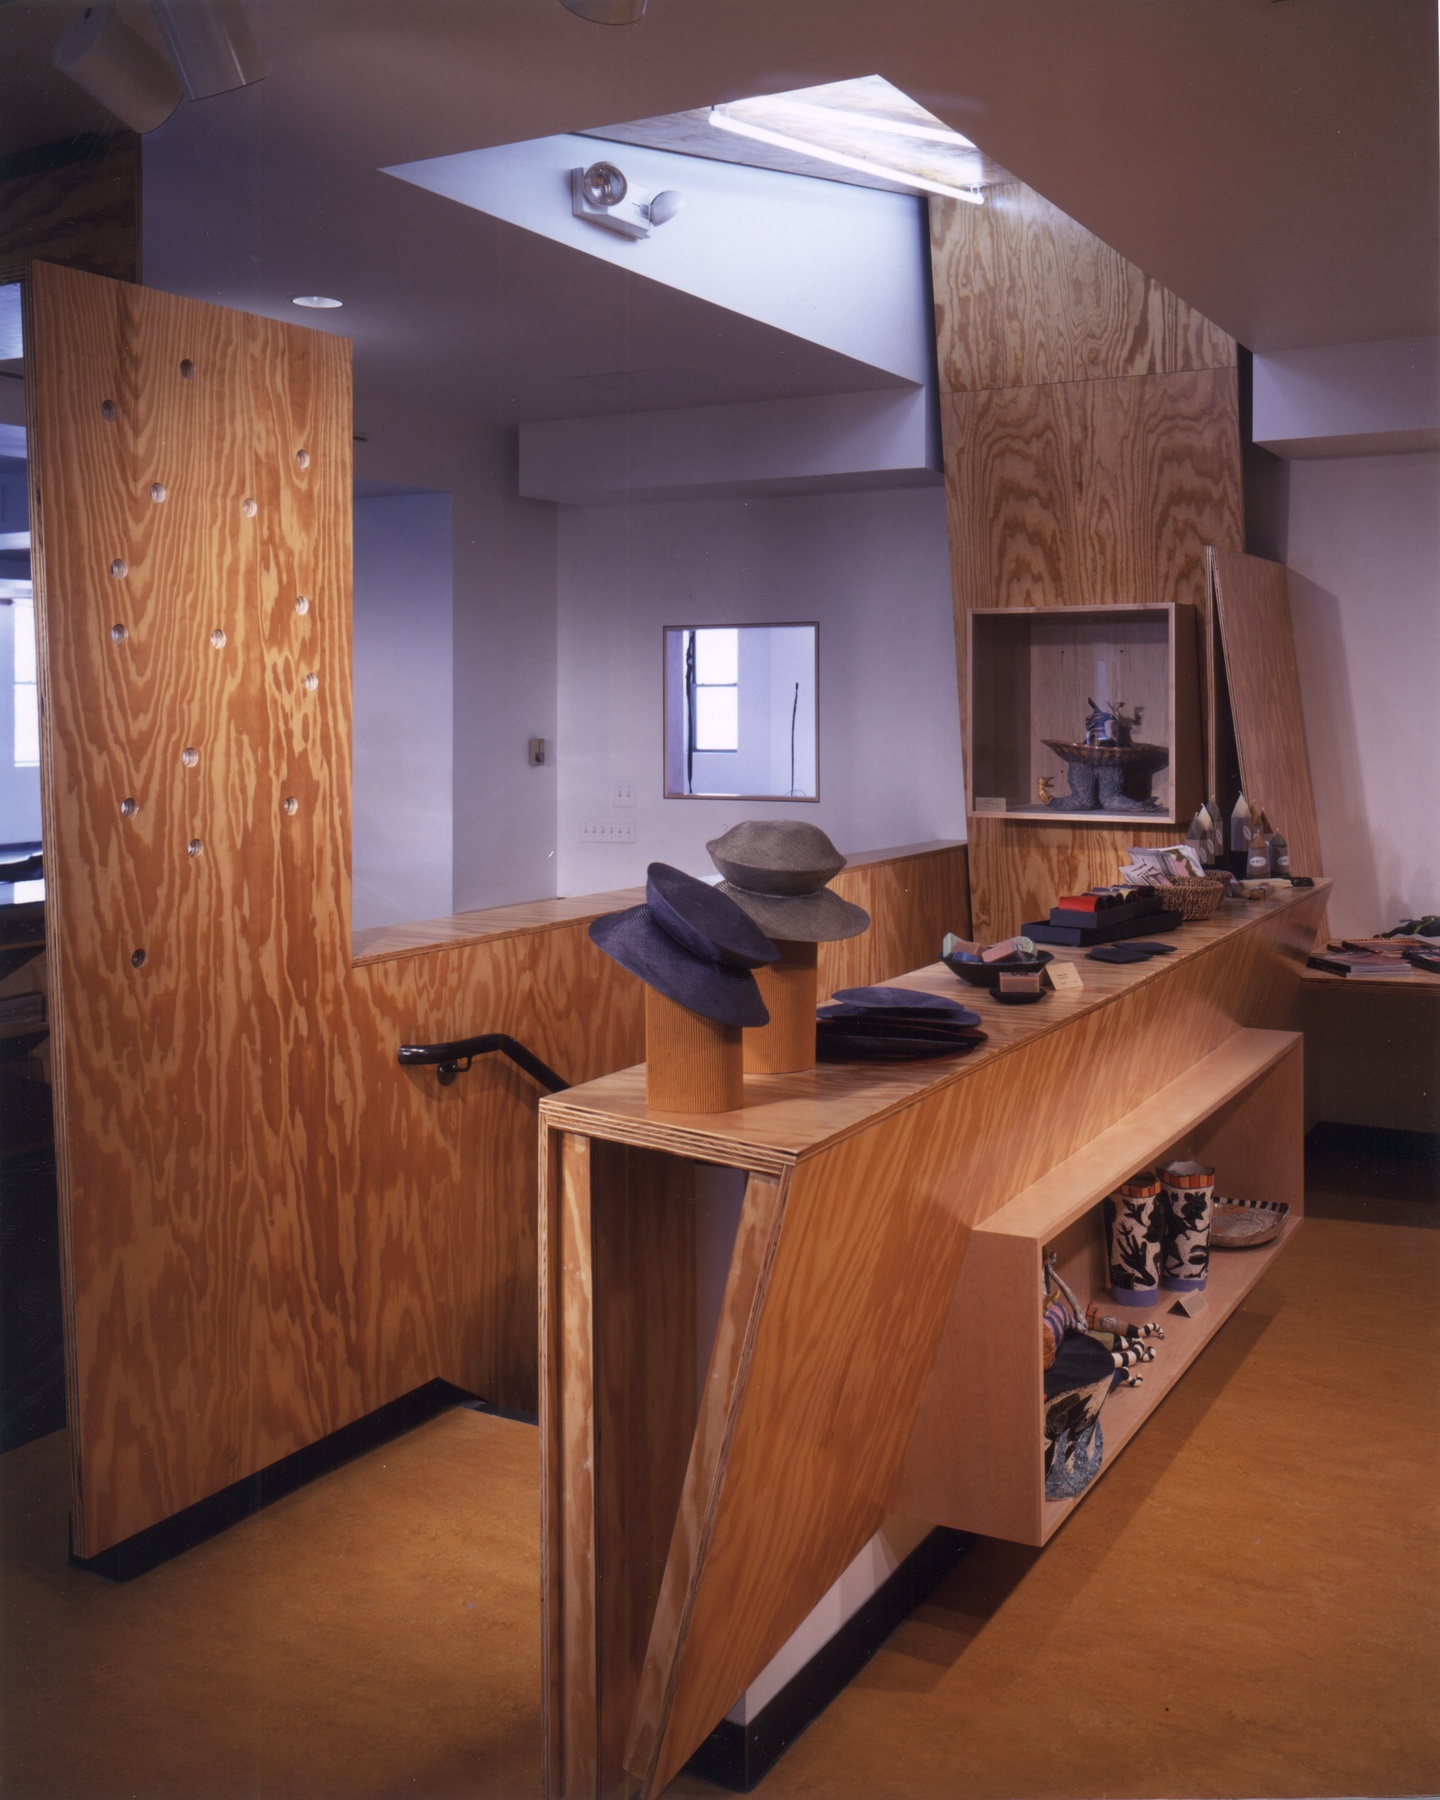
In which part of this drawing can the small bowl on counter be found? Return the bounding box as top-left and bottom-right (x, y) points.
(942, 948), (1054, 993)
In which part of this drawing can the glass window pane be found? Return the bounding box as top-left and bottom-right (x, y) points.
(14, 680), (38, 767)
(693, 627), (738, 686)
(13, 599), (35, 685)
(694, 684), (738, 751)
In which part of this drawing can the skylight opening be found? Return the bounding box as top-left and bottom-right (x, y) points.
(580, 74), (1012, 209)
(709, 106), (985, 205)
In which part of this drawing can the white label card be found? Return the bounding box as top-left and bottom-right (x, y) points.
(972, 796), (1008, 814)
(1046, 961), (1084, 993)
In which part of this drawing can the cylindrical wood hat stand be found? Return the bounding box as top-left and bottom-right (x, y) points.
(645, 986), (743, 1113)
(745, 939), (818, 1075)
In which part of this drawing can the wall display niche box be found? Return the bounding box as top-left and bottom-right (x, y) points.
(968, 604), (1201, 825)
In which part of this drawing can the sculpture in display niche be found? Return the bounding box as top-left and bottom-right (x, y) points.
(1044, 696), (1170, 813)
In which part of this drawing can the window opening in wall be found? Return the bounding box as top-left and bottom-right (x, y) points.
(665, 622), (818, 801)
(12, 591), (37, 768)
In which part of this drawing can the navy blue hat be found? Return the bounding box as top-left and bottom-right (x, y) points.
(589, 863), (777, 1028)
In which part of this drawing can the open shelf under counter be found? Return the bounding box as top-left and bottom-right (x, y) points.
(895, 1026), (1304, 1547)
(1039, 1213), (1299, 1538)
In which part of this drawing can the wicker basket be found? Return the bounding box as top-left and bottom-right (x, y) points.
(1163, 876), (1229, 922)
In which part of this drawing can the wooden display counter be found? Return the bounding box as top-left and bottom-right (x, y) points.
(538, 881), (1328, 1800)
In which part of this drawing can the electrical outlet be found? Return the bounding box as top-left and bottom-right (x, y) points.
(612, 781), (636, 808)
(580, 820), (635, 843)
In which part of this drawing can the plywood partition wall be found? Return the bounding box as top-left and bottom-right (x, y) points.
(930, 182), (1244, 938)
(25, 262), (644, 1555)
(1209, 548), (1325, 885)
(25, 268), (971, 1565)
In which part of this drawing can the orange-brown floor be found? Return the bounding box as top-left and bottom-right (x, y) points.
(2, 1140), (1436, 1800)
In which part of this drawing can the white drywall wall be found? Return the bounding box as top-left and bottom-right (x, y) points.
(521, 388), (938, 504)
(386, 135), (933, 386)
(1253, 337), (1440, 459)
(555, 485), (966, 894)
(352, 394), (559, 916)
(1282, 449), (1440, 937)
(352, 491), (454, 930)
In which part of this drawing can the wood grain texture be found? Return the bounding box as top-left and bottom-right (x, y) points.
(930, 184), (1242, 943)
(625, 1172), (787, 1797)
(820, 843), (970, 991)
(542, 888), (1329, 1173)
(746, 941), (818, 1075)
(592, 1144), (696, 1797)
(896, 1031), (1303, 1542)
(351, 886), (645, 964)
(539, 1128), (566, 1798)
(29, 262), (357, 1553)
(942, 375), (1242, 625)
(25, 267), (988, 1559)
(0, 135), (141, 285)
(942, 370), (1241, 937)
(558, 1134), (599, 1800)
(28, 267), (651, 1553)
(1210, 547), (1325, 889)
(930, 182), (1235, 395)
(572, 890), (1327, 1794)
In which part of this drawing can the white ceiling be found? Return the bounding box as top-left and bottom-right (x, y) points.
(3, 0), (1436, 427)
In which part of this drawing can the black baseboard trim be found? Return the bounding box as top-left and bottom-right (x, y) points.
(684, 1526), (972, 1792)
(70, 1378), (500, 1582)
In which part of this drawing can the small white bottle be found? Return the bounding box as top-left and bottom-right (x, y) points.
(1230, 793), (1252, 854)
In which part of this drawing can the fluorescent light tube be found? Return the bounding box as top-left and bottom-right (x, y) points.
(775, 105), (977, 149)
(709, 107), (984, 204)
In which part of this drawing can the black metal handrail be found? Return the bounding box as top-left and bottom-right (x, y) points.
(397, 1033), (570, 1092)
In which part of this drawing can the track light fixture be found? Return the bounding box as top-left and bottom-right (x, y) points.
(52, 5), (183, 136)
(150, 0), (266, 101)
(559, 0), (647, 23)
(571, 162), (683, 240)
(52, 0), (266, 135)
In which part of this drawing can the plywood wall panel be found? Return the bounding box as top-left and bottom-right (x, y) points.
(1210, 548), (1325, 882)
(28, 267), (966, 1563)
(932, 181), (1243, 943)
(0, 134), (142, 285)
(821, 844), (970, 992)
(930, 183), (1235, 395)
(942, 373), (1242, 621)
(28, 264), (365, 1547)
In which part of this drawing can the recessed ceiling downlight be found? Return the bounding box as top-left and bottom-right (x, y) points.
(292, 295), (343, 309)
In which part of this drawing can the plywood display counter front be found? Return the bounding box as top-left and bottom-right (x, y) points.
(537, 881), (1328, 1800)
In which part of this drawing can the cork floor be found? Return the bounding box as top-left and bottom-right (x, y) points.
(1, 1135), (1435, 1800)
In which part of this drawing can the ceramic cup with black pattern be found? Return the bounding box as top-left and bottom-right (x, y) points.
(1104, 1170), (1164, 1306)
(1158, 1159), (1216, 1291)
